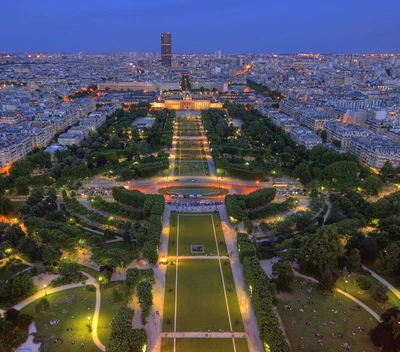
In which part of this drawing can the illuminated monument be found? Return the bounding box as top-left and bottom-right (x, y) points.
(151, 91), (223, 111)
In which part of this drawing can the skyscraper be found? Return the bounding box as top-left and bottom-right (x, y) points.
(161, 33), (172, 67)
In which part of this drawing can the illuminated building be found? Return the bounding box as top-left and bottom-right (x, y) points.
(151, 91), (223, 111)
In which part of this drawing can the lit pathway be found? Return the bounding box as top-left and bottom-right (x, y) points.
(261, 258), (380, 322)
(218, 206), (265, 352)
(7, 272), (105, 352)
(167, 255), (228, 260)
(163, 332), (247, 338)
(362, 265), (400, 300)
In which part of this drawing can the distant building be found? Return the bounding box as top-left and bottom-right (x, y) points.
(290, 127), (322, 150)
(324, 121), (375, 151)
(349, 136), (400, 169)
(161, 33), (172, 67)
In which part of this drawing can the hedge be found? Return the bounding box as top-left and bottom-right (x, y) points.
(239, 239), (290, 352)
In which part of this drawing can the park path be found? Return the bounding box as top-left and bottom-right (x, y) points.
(218, 205), (265, 352)
(148, 206), (171, 352)
(335, 288), (380, 321)
(163, 332), (247, 338)
(362, 265), (400, 300)
(7, 272), (105, 352)
(261, 258), (380, 322)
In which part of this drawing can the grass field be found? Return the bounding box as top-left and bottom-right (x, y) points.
(161, 338), (249, 352)
(168, 213), (227, 256)
(336, 274), (399, 312)
(175, 259), (243, 332)
(98, 281), (128, 346)
(21, 286), (97, 352)
(277, 281), (377, 352)
(164, 212), (243, 335)
(176, 161), (208, 176)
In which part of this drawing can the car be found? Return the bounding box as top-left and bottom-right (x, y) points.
(196, 195), (203, 198)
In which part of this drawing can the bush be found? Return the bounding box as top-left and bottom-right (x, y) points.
(356, 275), (372, 291)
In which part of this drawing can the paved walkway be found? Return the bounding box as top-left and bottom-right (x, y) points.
(261, 258), (380, 323)
(335, 288), (380, 321)
(219, 206), (264, 352)
(362, 265), (400, 300)
(163, 332), (247, 338)
(148, 206), (171, 352)
(9, 272), (105, 352)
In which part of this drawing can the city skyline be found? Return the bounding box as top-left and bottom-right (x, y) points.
(1, 0), (400, 54)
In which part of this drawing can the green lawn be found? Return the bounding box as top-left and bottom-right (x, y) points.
(176, 259), (242, 332)
(336, 274), (399, 312)
(98, 281), (128, 346)
(176, 161), (208, 176)
(21, 286), (98, 352)
(168, 213), (227, 256)
(277, 281), (377, 352)
(0, 261), (30, 281)
(161, 338), (249, 352)
(162, 263), (177, 332)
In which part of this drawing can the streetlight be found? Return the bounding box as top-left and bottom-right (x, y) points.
(345, 280), (348, 292)
(43, 284), (47, 296)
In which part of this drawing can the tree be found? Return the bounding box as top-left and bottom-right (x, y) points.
(372, 283), (389, 302)
(356, 275), (372, 291)
(363, 175), (383, 196)
(107, 248), (133, 271)
(293, 163), (312, 185)
(297, 226), (344, 275)
(11, 274), (37, 300)
(317, 270), (335, 292)
(379, 242), (400, 275)
(347, 248), (362, 272)
(0, 196), (13, 215)
(42, 246), (61, 265)
(272, 261), (294, 292)
(381, 161), (396, 178)
(15, 313), (33, 329)
(137, 281), (153, 325)
(142, 242), (158, 265)
(59, 262), (80, 281)
(35, 298), (50, 313)
(369, 307), (400, 351)
(15, 177), (30, 196)
(4, 308), (19, 321)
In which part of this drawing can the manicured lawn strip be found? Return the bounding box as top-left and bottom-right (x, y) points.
(98, 281), (128, 346)
(176, 259), (230, 332)
(177, 214), (217, 255)
(175, 338), (248, 352)
(168, 212), (178, 256)
(277, 281), (376, 352)
(21, 287), (97, 352)
(336, 275), (399, 312)
(160, 338), (174, 351)
(162, 263), (176, 332)
(177, 161), (208, 176)
(0, 262), (29, 281)
(220, 259), (244, 331)
(212, 212), (228, 256)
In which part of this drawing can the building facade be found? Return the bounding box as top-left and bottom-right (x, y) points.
(161, 32), (172, 67)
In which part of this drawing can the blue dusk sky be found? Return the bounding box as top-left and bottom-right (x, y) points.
(0, 0), (399, 54)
